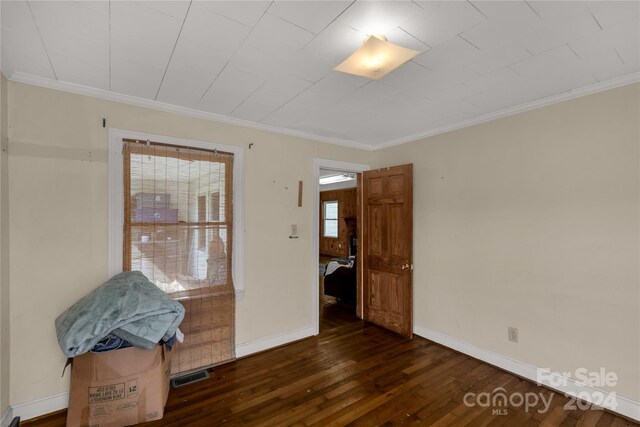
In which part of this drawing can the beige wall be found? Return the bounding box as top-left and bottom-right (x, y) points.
(373, 83), (640, 401)
(0, 73), (9, 417)
(7, 81), (371, 405)
(6, 78), (639, 410)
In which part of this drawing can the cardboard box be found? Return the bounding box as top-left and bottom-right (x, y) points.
(66, 345), (171, 427)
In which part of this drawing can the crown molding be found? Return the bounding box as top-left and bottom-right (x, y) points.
(8, 72), (374, 152)
(9, 71), (639, 152)
(374, 72), (640, 151)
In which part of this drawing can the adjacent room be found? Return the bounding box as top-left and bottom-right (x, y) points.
(0, 0), (638, 426)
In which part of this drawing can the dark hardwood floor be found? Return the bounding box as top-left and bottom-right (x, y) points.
(24, 295), (636, 426)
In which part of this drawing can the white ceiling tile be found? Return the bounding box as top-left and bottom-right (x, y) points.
(261, 103), (318, 128)
(110, 32), (171, 70)
(425, 83), (478, 103)
(257, 75), (314, 104)
(49, 52), (109, 90)
(110, 1), (183, 49)
(180, 3), (250, 53)
(274, 73), (367, 112)
(110, 31), (172, 96)
(392, 82), (433, 104)
(569, 22), (639, 81)
(1, 0), (33, 32)
(385, 27), (430, 52)
(525, 1), (590, 21)
(411, 65), (480, 93)
(570, 21), (639, 65)
(463, 44), (531, 75)
(197, 67), (264, 114)
(579, 46), (631, 82)
(3, 0), (637, 147)
(463, 67), (525, 94)
(229, 46), (287, 80)
(76, 0), (109, 15)
(156, 83), (205, 108)
(588, 1), (640, 29)
(281, 50), (337, 83)
(301, 21), (364, 64)
(510, 45), (599, 92)
(134, 1), (190, 20)
(38, 30), (108, 67)
(110, 72), (163, 99)
(29, 1), (108, 44)
(377, 61), (432, 90)
(413, 36), (480, 71)
(349, 81), (400, 102)
(243, 13), (316, 56)
(468, 1), (526, 18)
(401, 1), (486, 47)
(193, 1), (270, 27)
(268, 1), (353, 34)
(337, 0), (423, 35)
(1, 24), (55, 79)
(510, 44), (581, 78)
(229, 101), (275, 122)
(156, 38), (229, 106)
(460, 2), (543, 50)
(169, 37), (233, 72)
(227, 74), (313, 122)
(519, 8), (601, 55)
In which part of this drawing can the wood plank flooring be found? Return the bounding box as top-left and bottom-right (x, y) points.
(24, 296), (637, 426)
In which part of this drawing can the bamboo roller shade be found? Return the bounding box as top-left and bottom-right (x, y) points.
(123, 139), (236, 375)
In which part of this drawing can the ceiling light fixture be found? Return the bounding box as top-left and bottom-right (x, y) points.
(319, 174), (355, 185)
(334, 34), (422, 80)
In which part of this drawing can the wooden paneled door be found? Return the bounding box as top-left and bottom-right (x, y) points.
(361, 164), (413, 338)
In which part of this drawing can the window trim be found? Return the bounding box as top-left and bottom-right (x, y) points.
(108, 129), (245, 299)
(322, 200), (339, 238)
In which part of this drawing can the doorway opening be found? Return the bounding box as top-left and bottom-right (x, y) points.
(312, 159), (369, 335)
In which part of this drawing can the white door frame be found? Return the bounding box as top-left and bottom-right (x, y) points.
(312, 158), (369, 335)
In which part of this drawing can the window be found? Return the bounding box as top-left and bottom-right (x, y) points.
(122, 139), (233, 299)
(109, 130), (244, 298)
(323, 201), (339, 238)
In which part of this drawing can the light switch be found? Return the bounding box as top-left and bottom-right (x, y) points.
(291, 224), (298, 236)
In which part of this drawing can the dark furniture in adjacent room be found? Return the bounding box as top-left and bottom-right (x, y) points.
(323, 260), (356, 305)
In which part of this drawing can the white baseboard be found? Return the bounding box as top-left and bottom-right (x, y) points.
(235, 326), (315, 358)
(414, 325), (640, 422)
(11, 391), (69, 422)
(11, 326), (316, 421)
(1, 406), (13, 427)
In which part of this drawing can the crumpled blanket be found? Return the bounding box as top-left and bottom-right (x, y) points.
(325, 260), (354, 277)
(56, 271), (185, 357)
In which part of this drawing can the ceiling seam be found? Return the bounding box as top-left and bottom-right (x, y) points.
(589, 9), (604, 31)
(154, 1), (193, 101)
(26, 0), (58, 80)
(397, 27), (432, 51)
(260, 76), (328, 122)
(457, 33), (481, 51)
(196, 1), (275, 106)
(229, 81), (266, 115)
(270, 13), (317, 37)
(523, 1), (543, 20)
(466, 1), (488, 19)
(298, 0), (356, 51)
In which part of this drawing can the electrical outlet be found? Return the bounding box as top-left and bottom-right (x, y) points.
(508, 327), (518, 343)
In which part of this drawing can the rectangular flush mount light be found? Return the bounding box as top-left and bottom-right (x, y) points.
(334, 35), (421, 80)
(319, 174), (355, 185)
